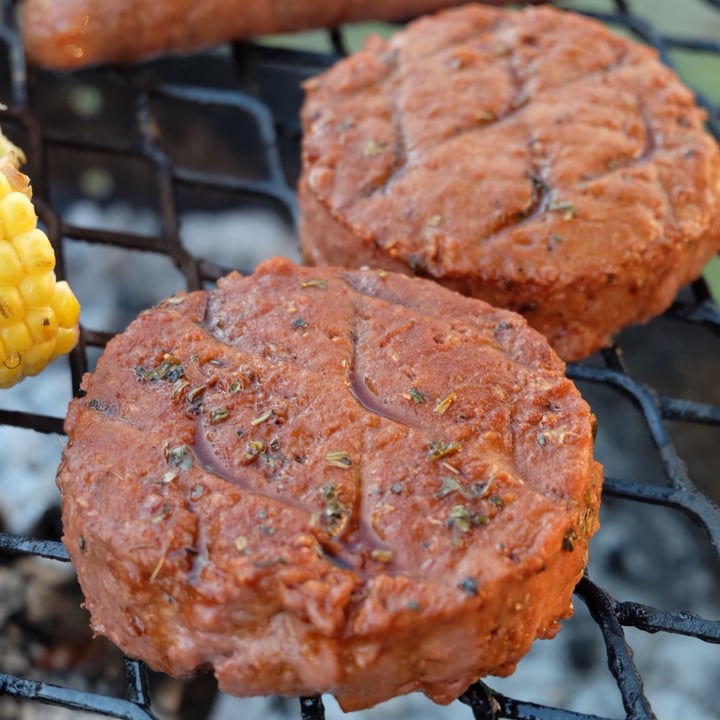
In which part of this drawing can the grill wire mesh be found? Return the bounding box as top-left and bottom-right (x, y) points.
(1, 1), (720, 719)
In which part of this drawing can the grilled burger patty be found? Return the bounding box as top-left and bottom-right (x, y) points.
(299, 4), (720, 361)
(58, 257), (602, 710)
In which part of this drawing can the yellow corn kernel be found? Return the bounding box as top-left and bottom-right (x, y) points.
(52, 325), (80, 358)
(18, 270), (55, 307)
(0, 241), (23, 284)
(0, 286), (25, 327)
(0, 321), (32, 356)
(0, 171), (12, 200)
(0, 127), (81, 387)
(51, 281), (81, 328)
(25, 307), (58, 343)
(23, 339), (56, 376)
(0, 343), (21, 369)
(0, 191), (37, 237)
(12, 228), (56, 274)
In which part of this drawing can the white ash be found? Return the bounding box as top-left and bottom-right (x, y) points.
(0, 557), (124, 720)
(179, 207), (301, 272)
(61, 201), (299, 334)
(0, 363), (71, 535)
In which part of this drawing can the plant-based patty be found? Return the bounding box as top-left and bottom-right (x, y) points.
(58, 257), (602, 710)
(299, 4), (720, 361)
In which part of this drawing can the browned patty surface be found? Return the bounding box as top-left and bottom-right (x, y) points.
(299, 4), (720, 361)
(58, 257), (602, 710)
(21, 0), (503, 69)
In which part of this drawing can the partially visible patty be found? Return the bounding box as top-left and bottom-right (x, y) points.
(299, 4), (720, 361)
(58, 257), (602, 711)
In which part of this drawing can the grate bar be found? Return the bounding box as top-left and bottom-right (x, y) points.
(661, 35), (720, 52)
(613, 602), (720, 643)
(122, 660), (152, 708)
(459, 680), (614, 720)
(299, 696), (326, 720)
(136, 92), (204, 293)
(62, 225), (173, 255)
(602, 476), (720, 554)
(575, 577), (657, 720)
(0, 25), (26, 108)
(248, 43), (340, 71)
(0, 409), (65, 435)
(0, 532), (69, 561)
(567, 365), (706, 492)
(668, 297), (720, 327)
(659, 396), (720, 424)
(155, 83), (289, 186)
(81, 328), (116, 350)
(41, 131), (138, 158)
(172, 165), (298, 222)
(0, 673), (158, 720)
(459, 682), (503, 720)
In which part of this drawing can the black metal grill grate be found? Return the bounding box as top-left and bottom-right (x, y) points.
(1, 1), (719, 719)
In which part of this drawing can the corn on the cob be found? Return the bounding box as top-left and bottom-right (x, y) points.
(0, 128), (80, 388)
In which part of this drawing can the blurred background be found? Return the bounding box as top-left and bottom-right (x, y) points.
(1, 1), (720, 718)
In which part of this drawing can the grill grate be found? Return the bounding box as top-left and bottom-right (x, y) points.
(1, 2), (720, 719)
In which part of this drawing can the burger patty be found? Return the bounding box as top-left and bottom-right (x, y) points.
(58, 257), (602, 710)
(299, 4), (720, 361)
(21, 0), (490, 69)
